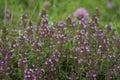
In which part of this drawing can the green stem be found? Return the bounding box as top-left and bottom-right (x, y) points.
(26, 0), (40, 27)
(66, 53), (68, 72)
(4, 0), (7, 26)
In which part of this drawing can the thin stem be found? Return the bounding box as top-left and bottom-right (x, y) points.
(26, 0), (40, 27)
(4, 0), (7, 26)
(66, 53), (68, 72)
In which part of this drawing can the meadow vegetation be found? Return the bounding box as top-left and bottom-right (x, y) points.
(0, 0), (120, 80)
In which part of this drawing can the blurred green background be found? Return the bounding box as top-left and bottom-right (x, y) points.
(0, 0), (120, 30)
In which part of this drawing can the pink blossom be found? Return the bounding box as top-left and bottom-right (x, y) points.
(44, 1), (51, 9)
(74, 8), (89, 20)
(107, 0), (113, 9)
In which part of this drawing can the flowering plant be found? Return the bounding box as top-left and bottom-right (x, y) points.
(0, 8), (120, 80)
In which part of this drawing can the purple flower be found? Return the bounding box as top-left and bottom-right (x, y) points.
(18, 58), (28, 69)
(11, 41), (19, 48)
(19, 34), (26, 40)
(107, 0), (113, 9)
(6, 52), (13, 60)
(24, 68), (36, 80)
(44, 52), (61, 72)
(57, 21), (66, 27)
(0, 49), (7, 57)
(86, 70), (96, 80)
(74, 8), (89, 20)
(0, 60), (9, 72)
(33, 64), (45, 79)
(44, 1), (51, 9)
(69, 72), (78, 80)
(78, 58), (82, 64)
(97, 48), (101, 55)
